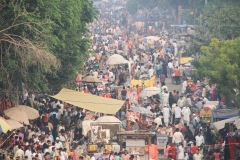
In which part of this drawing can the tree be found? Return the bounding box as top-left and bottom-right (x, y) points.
(203, 4), (240, 39)
(192, 38), (240, 106)
(0, 0), (97, 97)
(0, 0), (60, 96)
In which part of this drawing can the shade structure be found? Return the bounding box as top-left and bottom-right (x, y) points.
(81, 76), (102, 83)
(4, 109), (29, 125)
(145, 36), (160, 41)
(95, 116), (121, 123)
(115, 6), (124, 10)
(4, 105), (39, 120)
(51, 88), (124, 114)
(106, 54), (127, 65)
(140, 87), (161, 98)
(203, 104), (216, 110)
(0, 117), (12, 133)
(213, 116), (239, 131)
(129, 107), (153, 115)
(6, 119), (23, 130)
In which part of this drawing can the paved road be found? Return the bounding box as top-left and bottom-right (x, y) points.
(164, 77), (182, 93)
(157, 77), (182, 160)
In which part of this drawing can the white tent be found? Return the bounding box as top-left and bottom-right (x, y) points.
(213, 116), (239, 131)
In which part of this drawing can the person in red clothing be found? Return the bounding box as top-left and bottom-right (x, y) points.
(173, 66), (181, 85)
(180, 123), (187, 133)
(136, 85), (141, 102)
(191, 142), (198, 155)
(105, 92), (111, 98)
(168, 143), (177, 160)
(124, 99), (130, 111)
(99, 92), (104, 97)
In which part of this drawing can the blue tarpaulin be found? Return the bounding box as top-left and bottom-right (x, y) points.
(172, 24), (188, 28)
(212, 109), (239, 119)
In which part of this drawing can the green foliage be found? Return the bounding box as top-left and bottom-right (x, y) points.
(0, 0), (97, 97)
(203, 4), (240, 39)
(192, 38), (240, 105)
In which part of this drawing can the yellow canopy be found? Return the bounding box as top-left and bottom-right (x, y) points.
(51, 88), (124, 114)
(131, 76), (156, 87)
(180, 57), (192, 64)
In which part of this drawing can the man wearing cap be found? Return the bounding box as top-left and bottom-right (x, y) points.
(54, 137), (63, 150)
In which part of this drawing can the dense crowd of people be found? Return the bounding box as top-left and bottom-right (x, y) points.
(0, 0), (228, 160)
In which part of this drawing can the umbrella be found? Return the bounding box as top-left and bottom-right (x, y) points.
(129, 107), (153, 115)
(5, 105), (39, 120)
(106, 54), (126, 65)
(115, 6), (124, 10)
(4, 109), (29, 125)
(6, 119), (23, 130)
(0, 117), (12, 133)
(145, 36), (160, 41)
(140, 87), (161, 98)
(81, 76), (102, 83)
(95, 116), (121, 123)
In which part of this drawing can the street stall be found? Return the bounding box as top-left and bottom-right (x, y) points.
(212, 109), (239, 122)
(87, 116), (121, 153)
(199, 101), (218, 122)
(117, 131), (155, 160)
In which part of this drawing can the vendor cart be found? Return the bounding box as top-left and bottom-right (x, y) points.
(171, 73), (182, 84)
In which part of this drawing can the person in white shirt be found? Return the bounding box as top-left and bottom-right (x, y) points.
(195, 132), (204, 146)
(182, 80), (187, 94)
(14, 146), (24, 159)
(182, 105), (191, 125)
(25, 146), (32, 160)
(174, 105), (182, 124)
(92, 70), (98, 78)
(140, 65), (145, 73)
(177, 96), (185, 108)
(162, 90), (169, 105)
(154, 115), (162, 127)
(168, 61), (173, 77)
(162, 105), (170, 127)
(172, 128), (184, 145)
(59, 148), (68, 160)
(174, 60), (179, 68)
(54, 137), (63, 149)
(177, 142), (184, 159)
(148, 66), (154, 78)
(193, 149), (202, 160)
